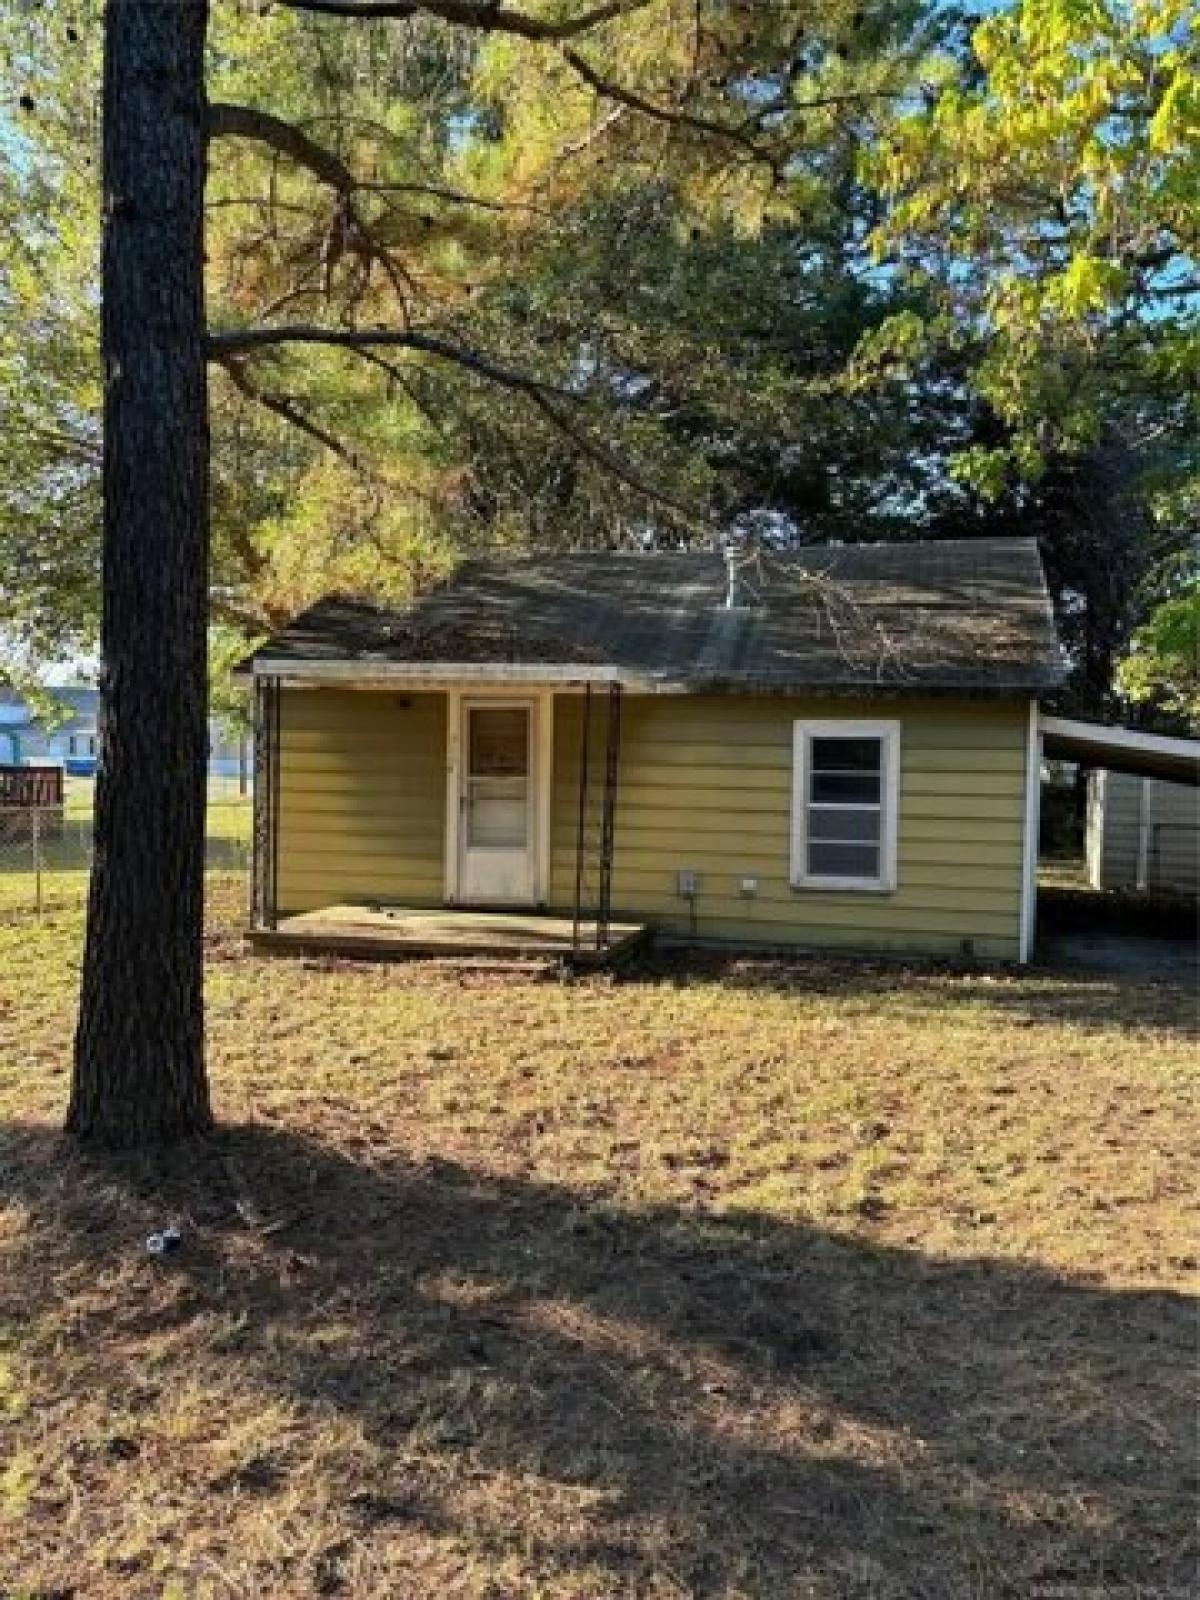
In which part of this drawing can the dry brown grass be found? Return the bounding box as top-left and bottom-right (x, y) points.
(0, 884), (1196, 1598)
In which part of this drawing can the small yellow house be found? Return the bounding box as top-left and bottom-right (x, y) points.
(240, 539), (1065, 964)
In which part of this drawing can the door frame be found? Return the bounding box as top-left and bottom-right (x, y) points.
(443, 686), (554, 906)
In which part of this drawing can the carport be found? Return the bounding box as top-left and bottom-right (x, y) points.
(1035, 715), (1199, 973)
(1041, 715), (1199, 896)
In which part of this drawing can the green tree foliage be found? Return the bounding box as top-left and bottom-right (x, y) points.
(2, 1), (941, 672)
(1, 1), (1193, 719)
(0, 7), (102, 673)
(862, 0), (1198, 497)
(1118, 582), (1200, 724)
(1, 0), (466, 671)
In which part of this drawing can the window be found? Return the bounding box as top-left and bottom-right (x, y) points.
(791, 721), (900, 892)
(465, 705), (530, 849)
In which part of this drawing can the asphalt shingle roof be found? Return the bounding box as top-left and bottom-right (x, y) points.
(246, 538), (1065, 694)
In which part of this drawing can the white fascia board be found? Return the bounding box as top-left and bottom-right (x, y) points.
(1039, 714), (1200, 764)
(1019, 698), (1041, 964)
(249, 657), (682, 691)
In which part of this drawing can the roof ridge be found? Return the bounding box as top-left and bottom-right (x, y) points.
(459, 534), (1040, 562)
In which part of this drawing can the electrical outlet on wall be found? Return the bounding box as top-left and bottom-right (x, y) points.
(677, 868), (699, 897)
(739, 876), (759, 898)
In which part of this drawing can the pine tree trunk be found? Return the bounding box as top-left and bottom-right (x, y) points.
(68, 0), (213, 1147)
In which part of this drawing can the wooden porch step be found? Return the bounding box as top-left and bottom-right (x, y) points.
(248, 903), (650, 968)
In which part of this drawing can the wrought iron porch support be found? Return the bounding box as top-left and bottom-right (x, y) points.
(571, 682), (592, 955)
(251, 675), (280, 930)
(596, 682), (622, 951)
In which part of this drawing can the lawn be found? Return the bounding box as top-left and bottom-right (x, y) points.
(0, 887), (1196, 1598)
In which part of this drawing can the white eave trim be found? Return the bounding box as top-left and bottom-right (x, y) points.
(245, 657), (677, 690)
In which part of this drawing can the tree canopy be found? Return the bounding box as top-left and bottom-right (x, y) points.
(1118, 576), (1200, 724)
(1, 0), (1196, 719)
(858, 0), (1197, 717)
(863, 0), (1197, 485)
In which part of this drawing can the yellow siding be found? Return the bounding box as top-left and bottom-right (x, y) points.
(274, 685), (1030, 959)
(550, 694), (1029, 960)
(277, 688), (445, 913)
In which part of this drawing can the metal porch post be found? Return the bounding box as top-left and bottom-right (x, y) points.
(252, 675), (280, 930)
(572, 682), (592, 954)
(596, 682), (622, 951)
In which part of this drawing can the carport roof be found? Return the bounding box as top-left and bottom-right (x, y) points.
(1040, 715), (1200, 787)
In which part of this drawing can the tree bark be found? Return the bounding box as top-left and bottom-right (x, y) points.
(68, 0), (213, 1146)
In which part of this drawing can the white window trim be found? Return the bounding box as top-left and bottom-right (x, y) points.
(791, 719), (901, 893)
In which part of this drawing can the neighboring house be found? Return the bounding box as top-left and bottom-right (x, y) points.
(239, 538), (1076, 963)
(0, 687), (100, 772)
(207, 723), (252, 783)
(0, 687), (249, 781)
(1087, 771), (1200, 897)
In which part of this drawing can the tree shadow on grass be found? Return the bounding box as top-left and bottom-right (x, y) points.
(623, 945), (1199, 1042)
(1, 1121), (1195, 1598)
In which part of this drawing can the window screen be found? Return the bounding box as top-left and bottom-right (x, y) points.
(465, 706), (530, 849)
(807, 735), (882, 880)
(793, 724), (898, 890)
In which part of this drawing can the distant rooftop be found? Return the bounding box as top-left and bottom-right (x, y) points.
(243, 538), (1066, 695)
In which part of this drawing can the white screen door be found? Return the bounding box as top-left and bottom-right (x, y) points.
(458, 701), (535, 904)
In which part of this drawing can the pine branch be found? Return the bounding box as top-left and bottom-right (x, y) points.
(208, 102), (537, 214)
(208, 103), (355, 191)
(214, 353), (370, 473)
(275, 1), (643, 42)
(209, 322), (562, 392)
(269, 1), (782, 168)
(560, 45), (778, 169)
(206, 323), (707, 525)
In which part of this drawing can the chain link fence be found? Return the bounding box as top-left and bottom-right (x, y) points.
(0, 791), (253, 916)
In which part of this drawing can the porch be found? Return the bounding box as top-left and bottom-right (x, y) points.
(248, 902), (649, 968)
(248, 670), (630, 966)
